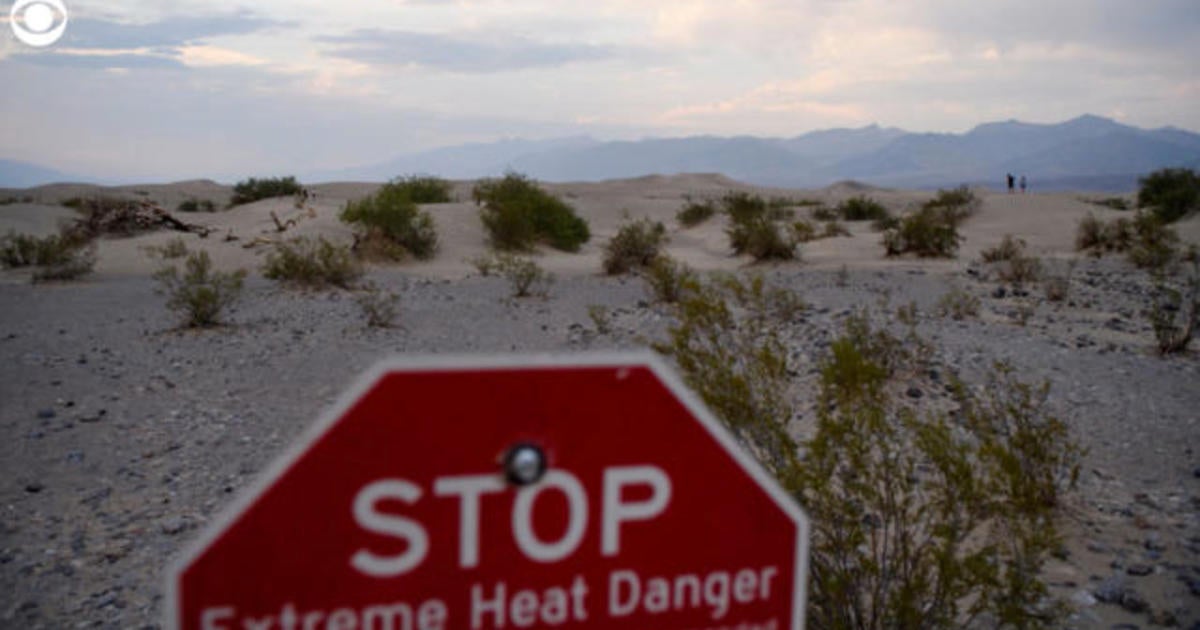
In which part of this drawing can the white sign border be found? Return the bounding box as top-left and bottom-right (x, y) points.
(164, 351), (810, 630)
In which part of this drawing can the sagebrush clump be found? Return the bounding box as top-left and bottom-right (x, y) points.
(473, 173), (589, 252)
(603, 217), (667, 275)
(231, 176), (302, 206)
(262, 236), (363, 288)
(341, 180), (439, 260)
(155, 250), (246, 327)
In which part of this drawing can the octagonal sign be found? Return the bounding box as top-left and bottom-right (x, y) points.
(168, 353), (809, 630)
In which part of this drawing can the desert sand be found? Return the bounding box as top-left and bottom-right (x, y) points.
(1, 175), (1198, 628)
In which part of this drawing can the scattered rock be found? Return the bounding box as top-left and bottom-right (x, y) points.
(1126, 564), (1153, 577)
(906, 386), (923, 399)
(36, 408), (56, 419)
(160, 517), (189, 535)
(992, 287), (1007, 299)
(24, 483), (43, 493)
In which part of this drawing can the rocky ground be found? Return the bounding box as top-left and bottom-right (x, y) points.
(1, 254), (1198, 629)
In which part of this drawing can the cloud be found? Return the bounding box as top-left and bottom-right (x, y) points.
(59, 13), (289, 49)
(318, 29), (618, 73)
(12, 49), (186, 69)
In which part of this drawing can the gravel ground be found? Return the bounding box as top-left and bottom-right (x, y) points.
(1, 258), (1198, 628)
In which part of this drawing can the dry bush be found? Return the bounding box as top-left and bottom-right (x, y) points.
(231, 176), (301, 206)
(644, 255), (697, 304)
(821, 220), (851, 238)
(603, 217), (667, 275)
(724, 192), (799, 261)
(356, 282), (399, 328)
(1148, 257), (1199, 355)
(676, 196), (718, 227)
(262, 236), (363, 289)
(474, 252), (553, 298)
(155, 250), (246, 327)
(937, 285), (981, 320)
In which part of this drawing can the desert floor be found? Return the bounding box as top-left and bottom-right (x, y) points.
(1, 175), (1198, 628)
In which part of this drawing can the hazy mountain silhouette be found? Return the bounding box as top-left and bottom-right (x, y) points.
(321, 114), (1198, 192)
(0, 159), (82, 188)
(5, 115), (1198, 191)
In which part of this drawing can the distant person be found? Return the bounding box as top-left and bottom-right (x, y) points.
(1019, 175), (1027, 193)
(1006, 173), (1014, 193)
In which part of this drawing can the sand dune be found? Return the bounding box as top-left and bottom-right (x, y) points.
(5, 174), (1191, 279)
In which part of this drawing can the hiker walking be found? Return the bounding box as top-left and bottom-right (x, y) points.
(1019, 175), (1027, 193)
(1006, 173), (1015, 193)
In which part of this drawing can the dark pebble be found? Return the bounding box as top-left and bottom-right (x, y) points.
(24, 483), (43, 493)
(1126, 564), (1153, 576)
(992, 287), (1007, 299)
(906, 387), (923, 399)
(36, 408), (55, 419)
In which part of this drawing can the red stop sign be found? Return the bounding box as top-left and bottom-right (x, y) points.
(168, 353), (809, 630)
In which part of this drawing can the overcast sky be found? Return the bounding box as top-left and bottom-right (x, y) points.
(1, 0), (1198, 180)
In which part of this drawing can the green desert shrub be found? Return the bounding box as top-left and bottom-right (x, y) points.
(143, 237), (190, 260)
(811, 205), (838, 222)
(658, 285), (1081, 628)
(1126, 211), (1180, 271)
(341, 181), (439, 260)
(676, 196), (718, 227)
(654, 273), (804, 479)
(1, 230), (97, 282)
(644, 255), (697, 304)
(388, 175), (453, 204)
(723, 192), (799, 261)
(155, 250), (246, 327)
(231, 176), (302, 205)
(262, 236), (363, 288)
(603, 217), (668, 275)
(836, 195), (890, 222)
(1137, 167), (1199, 223)
(178, 199), (217, 212)
(791, 219), (818, 243)
(473, 173), (589, 252)
(883, 206), (962, 258)
(925, 185), (981, 219)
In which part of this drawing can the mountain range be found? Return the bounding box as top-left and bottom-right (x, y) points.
(4, 115), (1199, 191)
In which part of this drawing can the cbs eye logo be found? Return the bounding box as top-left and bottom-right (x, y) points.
(10, 0), (68, 47)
